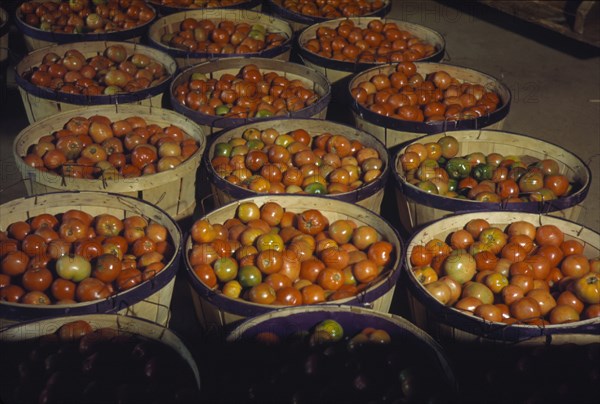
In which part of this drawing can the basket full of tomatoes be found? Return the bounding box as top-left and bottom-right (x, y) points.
(213, 305), (456, 403)
(184, 195), (402, 331)
(15, 0), (157, 51)
(205, 118), (388, 213)
(0, 191), (182, 328)
(404, 211), (600, 344)
(393, 130), (591, 233)
(15, 41), (177, 124)
(147, 9), (293, 69)
(297, 17), (445, 84)
(348, 61), (511, 148)
(264, 0), (391, 33)
(13, 105), (206, 220)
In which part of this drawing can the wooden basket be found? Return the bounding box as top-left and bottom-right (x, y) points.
(0, 7), (8, 66)
(263, 0), (392, 33)
(0, 191), (182, 328)
(15, 41), (178, 124)
(184, 195), (403, 331)
(205, 117), (389, 213)
(148, 0), (262, 16)
(349, 62), (512, 149)
(297, 17), (445, 84)
(147, 8), (293, 69)
(169, 57), (331, 136)
(13, 105), (206, 220)
(393, 130), (592, 233)
(227, 305), (456, 395)
(404, 211), (600, 345)
(0, 314), (201, 391)
(14, 5), (157, 51)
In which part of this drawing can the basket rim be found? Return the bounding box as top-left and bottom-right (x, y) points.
(391, 129), (592, 214)
(348, 61), (512, 134)
(403, 210), (600, 342)
(297, 16), (446, 73)
(0, 190), (182, 321)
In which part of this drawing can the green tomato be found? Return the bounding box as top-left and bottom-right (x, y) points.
(445, 157), (471, 179)
(304, 182), (327, 194)
(314, 319), (344, 342)
(472, 163), (494, 181)
(214, 142), (232, 157)
(255, 109), (273, 118)
(56, 254), (92, 282)
(215, 105), (230, 116)
(213, 257), (238, 283)
(238, 265), (262, 288)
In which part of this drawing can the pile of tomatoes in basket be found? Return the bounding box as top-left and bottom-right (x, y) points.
(399, 135), (574, 202)
(18, 0), (155, 34)
(303, 19), (437, 63)
(21, 114), (199, 179)
(0, 211), (173, 305)
(23, 44), (169, 96)
(410, 218), (600, 324)
(188, 201), (395, 305)
(173, 63), (320, 118)
(351, 61), (501, 122)
(211, 126), (384, 194)
(275, 0), (387, 18)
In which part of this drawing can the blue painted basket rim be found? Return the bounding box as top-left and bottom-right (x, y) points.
(184, 194), (403, 318)
(0, 190), (182, 322)
(149, 0), (262, 15)
(14, 5), (157, 43)
(169, 57), (332, 130)
(402, 211), (600, 342)
(297, 17), (446, 73)
(203, 116), (389, 204)
(348, 62), (512, 134)
(391, 129), (592, 217)
(265, 0), (392, 26)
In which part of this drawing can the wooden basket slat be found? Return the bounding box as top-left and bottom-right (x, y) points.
(13, 105), (207, 220)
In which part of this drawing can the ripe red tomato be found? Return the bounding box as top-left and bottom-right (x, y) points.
(296, 210), (328, 235)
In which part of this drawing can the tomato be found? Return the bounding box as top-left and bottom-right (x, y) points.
(260, 202), (284, 226)
(59, 219), (88, 243)
(535, 225), (564, 247)
(237, 202), (261, 223)
(56, 254), (91, 282)
(248, 283), (276, 304)
(425, 280), (453, 305)
(301, 284), (326, 304)
(462, 282), (494, 305)
(116, 268), (143, 291)
(367, 241), (393, 266)
(526, 289), (557, 316)
(0, 284), (25, 302)
(238, 265), (263, 288)
(21, 291), (51, 305)
(573, 273), (600, 304)
(561, 254), (590, 277)
(92, 254), (122, 283)
(549, 304), (580, 324)
(190, 219), (217, 244)
(410, 245), (433, 267)
(275, 286), (303, 306)
(316, 268), (344, 291)
(450, 229), (474, 250)
(76, 278), (113, 302)
(74, 239), (103, 261)
(51, 278), (77, 301)
(255, 233), (285, 252)
(352, 226), (379, 250)
(94, 214), (124, 237)
(478, 227), (508, 254)
(443, 252), (476, 284)
(21, 267), (53, 292)
(213, 257), (238, 282)
(328, 220), (355, 245)
(296, 210), (328, 235)
(279, 249), (301, 282)
(300, 258), (325, 283)
(353, 259), (379, 283)
(1, 251), (30, 276)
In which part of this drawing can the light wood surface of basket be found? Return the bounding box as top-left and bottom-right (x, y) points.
(186, 195), (402, 330)
(298, 17), (445, 84)
(0, 314), (201, 389)
(394, 130), (591, 233)
(148, 9), (293, 68)
(13, 105), (206, 220)
(350, 63), (510, 149)
(405, 211), (600, 345)
(170, 57), (331, 136)
(206, 118), (388, 213)
(0, 192), (182, 328)
(16, 41), (177, 124)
